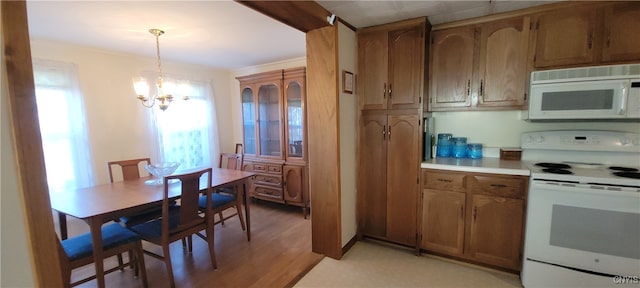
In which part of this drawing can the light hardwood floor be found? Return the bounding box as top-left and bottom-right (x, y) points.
(58, 200), (322, 288)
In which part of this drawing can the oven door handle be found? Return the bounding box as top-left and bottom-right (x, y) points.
(531, 181), (640, 196)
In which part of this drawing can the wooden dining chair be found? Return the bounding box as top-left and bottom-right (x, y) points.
(108, 158), (176, 228)
(202, 152), (246, 230)
(129, 168), (216, 288)
(58, 223), (148, 287)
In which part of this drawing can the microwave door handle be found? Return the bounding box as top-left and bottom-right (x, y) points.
(619, 86), (628, 115)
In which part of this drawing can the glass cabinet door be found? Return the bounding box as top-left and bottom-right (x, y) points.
(286, 81), (303, 159)
(241, 87), (256, 155)
(258, 83), (281, 157)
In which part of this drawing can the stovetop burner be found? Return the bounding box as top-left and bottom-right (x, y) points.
(542, 168), (573, 174)
(612, 172), (640, 179)
(610, 166), (640, 172)
(536, 163), (572, 169)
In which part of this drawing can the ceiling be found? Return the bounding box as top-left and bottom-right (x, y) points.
(26, 0), (555, 70)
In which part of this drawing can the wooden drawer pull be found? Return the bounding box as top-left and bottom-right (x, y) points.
(437, 179), (452, 183)
(490, 184), (507, 188)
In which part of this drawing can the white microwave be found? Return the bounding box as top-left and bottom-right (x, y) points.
(528, 64), (640, 120)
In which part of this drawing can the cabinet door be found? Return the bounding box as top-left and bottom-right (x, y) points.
(430, 26), (475, 110)
(602, 2), (640, 63)
(283, 165), (304, 204)
(386, 114), (420, 245)
(358, 30), (389, 110)
(478, 17), (529, 109)
(468, 194), (524, 270)
(241, 86), (257, 156)
(257, 82), (283, 158)
(284, 73), (306, 163)
(358, 114), (387, 237)
(389, 24), (424, 109)
(533, 7), (597, 68)
(422, 189), (466, 255)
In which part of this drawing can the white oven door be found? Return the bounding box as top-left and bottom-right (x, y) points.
(524, 181), (640, 277)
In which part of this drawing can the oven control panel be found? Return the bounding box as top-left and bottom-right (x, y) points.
(522, 130), (640, 152)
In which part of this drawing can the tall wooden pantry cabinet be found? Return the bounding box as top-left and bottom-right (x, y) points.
(236, 67), (309, 217)
(357, 17), (429, 247)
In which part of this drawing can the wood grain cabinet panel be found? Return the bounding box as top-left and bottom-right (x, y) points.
(358, 114), (388, 238)
(422, 189), (466, 255)
(420, 169), (528, 271)
(533, 7), (597, 68)
(533, 2), (640, 68)
(358, 18), (426, 111)
(359, 113), (420, 246)
(477, 17), (529, 109)
(430, 17), (529, 111)
(283, 165), (304, 204)
(429, 26), (475, 110)
(468, 194), (524, 270)
(601, 2), (640, 63)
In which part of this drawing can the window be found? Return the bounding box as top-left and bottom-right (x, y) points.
(33, 59), (94, 193)
(148, 77), (219, 172)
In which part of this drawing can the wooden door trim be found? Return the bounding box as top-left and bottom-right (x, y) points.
(235, 0), (333, 32)
(2, 1), (64, 285)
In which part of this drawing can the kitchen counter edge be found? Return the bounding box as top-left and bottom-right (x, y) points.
(421, 157), (530, 176)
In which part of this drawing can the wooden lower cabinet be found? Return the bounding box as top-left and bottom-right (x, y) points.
(244, 159), (309, 217)
(422, 189), (465, 255)
(421, 169), (528, 271)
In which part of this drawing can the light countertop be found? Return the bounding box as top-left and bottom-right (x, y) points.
(421, 157), (530, 176)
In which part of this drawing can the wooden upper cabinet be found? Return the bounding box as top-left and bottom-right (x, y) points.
(388, 25), (425, 109)
(358, 30), (388, 110)
(601, 2), (640, 63)
(429, 26), (475, 110)
(477, 17), (530, 109)
(533, 7), (597, 68)
(533, 2), (640, 68)
(358, 18), (426, 111)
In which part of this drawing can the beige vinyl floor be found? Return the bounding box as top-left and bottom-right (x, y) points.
(294, 240), (522, 288)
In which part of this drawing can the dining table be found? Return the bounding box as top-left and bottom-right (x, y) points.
(50, 168), (255, 288)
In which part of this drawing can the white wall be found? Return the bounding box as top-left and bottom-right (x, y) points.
(431, 110), (640, 150)
(29, 39), (235, 185)
(338, 23), (358, 247)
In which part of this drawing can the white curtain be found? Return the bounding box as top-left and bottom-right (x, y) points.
(32, 59), (94, 192)
(145, 74), (219, 173)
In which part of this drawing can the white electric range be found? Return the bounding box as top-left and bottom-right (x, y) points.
(520, 130), (640, 288)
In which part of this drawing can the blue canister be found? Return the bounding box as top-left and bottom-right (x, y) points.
(436, 133), (452, 157)
(467, 143), (483, 159)
(452, 137), (467, 158)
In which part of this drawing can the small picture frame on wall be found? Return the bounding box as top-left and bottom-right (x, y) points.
(342, 70), (354, 94)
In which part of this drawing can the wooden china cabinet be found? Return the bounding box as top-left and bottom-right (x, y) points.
(236, 67), (309, 217)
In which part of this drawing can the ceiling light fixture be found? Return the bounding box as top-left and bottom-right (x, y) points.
(133, 28), (188, 111)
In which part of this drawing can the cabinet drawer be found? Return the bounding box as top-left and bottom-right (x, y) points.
(253, 164), (267, 172)
(423, 170), (466, 192)
(267, 165), (282, 174)
(469, 175), (526, 198)
(254, 186), (283, 201)
(254, 174), (282, 186)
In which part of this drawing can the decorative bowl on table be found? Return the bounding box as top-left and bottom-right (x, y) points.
(144, 162), (180, 185)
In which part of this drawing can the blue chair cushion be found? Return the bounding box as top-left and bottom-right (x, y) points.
(61, 223), (140, 261)
(198, 193), (235, 209)
(129, 209), (182, 239)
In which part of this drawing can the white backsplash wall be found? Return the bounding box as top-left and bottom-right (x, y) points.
(432, 110), (640, 149)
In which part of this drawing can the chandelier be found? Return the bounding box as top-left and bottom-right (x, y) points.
(133, 28), (188, 111)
